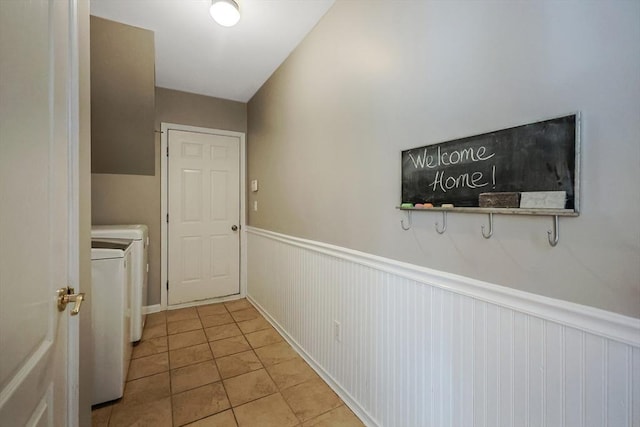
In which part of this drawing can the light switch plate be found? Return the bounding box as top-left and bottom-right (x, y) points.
(251, 179), (258, 192)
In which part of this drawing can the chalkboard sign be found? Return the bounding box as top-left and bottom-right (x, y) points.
(401, 114), (579, 210)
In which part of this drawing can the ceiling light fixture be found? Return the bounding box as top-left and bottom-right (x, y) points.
(210, 0), (241, 27)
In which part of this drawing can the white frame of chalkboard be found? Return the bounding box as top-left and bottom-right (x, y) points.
(399, 111), (582, 216)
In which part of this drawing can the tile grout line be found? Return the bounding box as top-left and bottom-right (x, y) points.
(242, 299), (350, 424)
(238, 305), (310, 426)
(225, 301), (302, 423)
(169, 305), (224, 426)
(231, 309), (300, 426)
(202, 304), (242, 427)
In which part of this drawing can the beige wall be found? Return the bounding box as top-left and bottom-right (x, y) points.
(90, 16), (155, 175)
(247, 0), (640, 317)
(92, 87), (246, 305)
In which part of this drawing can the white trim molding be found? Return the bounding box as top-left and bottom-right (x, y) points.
(160, 123), (247, 310)
(142, 304), (162, 315)
(246, 226), (640, 427)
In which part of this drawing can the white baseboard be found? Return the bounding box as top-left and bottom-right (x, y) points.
(164, 294), (246, 311)
(142, 304), (161, 314)
(144, 295), (248, 314)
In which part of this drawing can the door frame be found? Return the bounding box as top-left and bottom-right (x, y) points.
(160, 122), (247, 310)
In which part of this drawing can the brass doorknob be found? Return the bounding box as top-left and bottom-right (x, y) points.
(57, 287), (85, 316)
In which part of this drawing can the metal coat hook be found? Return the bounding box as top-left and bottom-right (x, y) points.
(547, 215), (559, 247)
(481, 212), (494, 239)
(435, 211), (447, 234)
(401, 210), (412, 231)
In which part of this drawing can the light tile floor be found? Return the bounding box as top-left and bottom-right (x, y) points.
(91, 298), (364, 427)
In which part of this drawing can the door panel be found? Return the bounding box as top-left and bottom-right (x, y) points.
(210, 236), (230, 277)
(182, 169), (203, 221)
(0, 0), (77, 425)
(182, 237), (203, 281)
(168, 130), (240, 305)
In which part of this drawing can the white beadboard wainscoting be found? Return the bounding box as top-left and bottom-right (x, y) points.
(246, 227), (640, 427)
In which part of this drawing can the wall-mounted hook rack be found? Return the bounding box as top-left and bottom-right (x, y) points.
(481, 212), (494, 239)
(396, 206), (574, 247)
(401, 210), (412, 231)
(435, 211), (447, 234)
(547, 215), (559, 247)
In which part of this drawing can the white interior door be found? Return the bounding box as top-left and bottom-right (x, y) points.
(168, 130), (241, 305)
(0, 0), (80, 425)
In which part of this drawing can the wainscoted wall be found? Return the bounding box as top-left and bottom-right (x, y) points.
(246, 227), (640, 427)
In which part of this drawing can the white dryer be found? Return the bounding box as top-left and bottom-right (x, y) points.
(91, 224), (148, 342)
(91, 239), (133, 405)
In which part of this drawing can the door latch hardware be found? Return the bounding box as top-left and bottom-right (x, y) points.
(57, 287), (85, 315)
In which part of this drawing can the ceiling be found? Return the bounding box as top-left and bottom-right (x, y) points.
(90, 0), (335, 102)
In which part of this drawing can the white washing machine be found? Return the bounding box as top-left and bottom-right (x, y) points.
(92, 224), (148, 342)
(91, 239), (133, 405)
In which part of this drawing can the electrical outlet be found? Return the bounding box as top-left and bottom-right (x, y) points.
(333, 320), (342, 342)
(253, 200), (258, 211)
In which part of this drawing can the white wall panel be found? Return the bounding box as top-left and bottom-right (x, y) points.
(246, 227), (640, 427)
